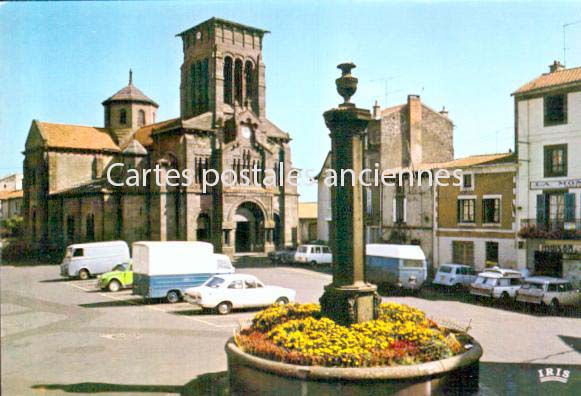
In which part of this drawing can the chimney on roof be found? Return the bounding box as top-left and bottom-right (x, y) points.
(549, 60), (565, 73)
(372, 100), (380, 119)
(439, 106), (449, 117)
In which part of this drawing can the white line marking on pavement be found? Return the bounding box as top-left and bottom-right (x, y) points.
(64, 281), (236, 329)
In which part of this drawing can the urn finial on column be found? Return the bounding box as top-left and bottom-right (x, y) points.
(336, 62), (358, 108)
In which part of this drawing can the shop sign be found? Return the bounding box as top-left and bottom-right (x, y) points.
(530, 179), (581, 190)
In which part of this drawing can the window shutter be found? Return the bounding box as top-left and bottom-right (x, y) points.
(564, 193), (575, 222)
(536, 194), (546, 224)
(392, 198), (396, 222)
(403, 198), (407, 223)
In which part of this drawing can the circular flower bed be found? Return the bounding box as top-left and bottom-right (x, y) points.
(235, 302), (472, 368)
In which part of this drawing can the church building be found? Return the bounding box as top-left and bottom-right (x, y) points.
(23, 17), (299, 256)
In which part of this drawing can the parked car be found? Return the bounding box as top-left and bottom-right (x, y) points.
(132, 241), (235, 303)
(366, 244), (428, 290)
(184, 273), (296, 314)
(98, 262), (133, 292)
(60, 241), (130, 280)
(433, 264), (477, 288)
(516, 276), (580, 310)
(294, 244), (332, 265)
(469, 268), (523, 301)
(268, 247), (297, 264)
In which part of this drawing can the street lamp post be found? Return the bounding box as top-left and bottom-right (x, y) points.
(320, 62), (381, 326)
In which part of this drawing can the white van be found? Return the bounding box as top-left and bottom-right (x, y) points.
(132, 241), (235, 303)
(60, 241), (130, 280)
(366, 244), (428, 290)
(294, 244), (332, 265)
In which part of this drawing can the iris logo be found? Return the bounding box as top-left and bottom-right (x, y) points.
(538, 368), (570, 383)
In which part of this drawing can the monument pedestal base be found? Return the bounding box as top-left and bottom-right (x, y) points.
(320, 283), (381, 325)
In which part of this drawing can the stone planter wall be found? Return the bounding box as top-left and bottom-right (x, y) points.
(226, 337), (482, 396)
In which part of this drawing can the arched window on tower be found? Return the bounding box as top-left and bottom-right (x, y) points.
(190, 63), (197, 108)
(119, 109), (127, 125)
(245, 61), (254, 102)
(234, 59), (243, 105)
(138, 110), (146, 127)
(223, 57), (233, 105)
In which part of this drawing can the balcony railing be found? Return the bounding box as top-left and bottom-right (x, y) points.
(519, 219), (581, 240)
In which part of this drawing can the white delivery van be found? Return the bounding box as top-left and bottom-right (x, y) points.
(366, 244), (428, 290)
(294, 244), (332, 265)
(60, 241), (130, 280)
(132, 241), (235, 303)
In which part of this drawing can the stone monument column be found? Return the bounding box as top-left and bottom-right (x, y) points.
(320, 63), (380, 326)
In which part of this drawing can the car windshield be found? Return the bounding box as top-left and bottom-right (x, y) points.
(522, 282), (544, 290)
(484, 278), (498, 286)
(439, 266), (452, 274)
(205, 277), (225, 288)
(298, 246), (308, 253)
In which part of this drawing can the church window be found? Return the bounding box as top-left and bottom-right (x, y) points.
(91, 158), (98, 179)
(201, 58), (209, 111)
(234, 59), (243, 105)
(224, 57), (233, 105)
(190, 64), (197, 108)
(86, 214), (95, 241)
(119, 109), (127, 125)
(138, 110), (146, 127)
(245, 61), (254, 101)
(66, 215), (75, 242)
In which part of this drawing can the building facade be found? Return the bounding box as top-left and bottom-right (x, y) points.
(298, 202), (317, 243)
(514, 61), (581, 284)
(435, 154), (517, 270)
(317, 95), (454, 264)
(23, 18), (299, 256)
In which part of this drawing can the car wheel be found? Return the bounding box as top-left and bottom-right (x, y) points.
(550, 299), (560, 313)
(501, 292), (511, 304)
(310, 261), (317, 266)
(275, 297), (289, 305)
(108, 279), (121, 292)
(166, 290), (181, 304)
(216, 301), (232, 315)
(78, 269), (90, 280)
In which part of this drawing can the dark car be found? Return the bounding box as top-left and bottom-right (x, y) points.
(268, 247), (296, 264)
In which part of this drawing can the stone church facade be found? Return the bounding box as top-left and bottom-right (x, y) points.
(23, 17), (299, 256)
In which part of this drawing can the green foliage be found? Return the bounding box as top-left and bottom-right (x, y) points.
(1, 216), (23, 237)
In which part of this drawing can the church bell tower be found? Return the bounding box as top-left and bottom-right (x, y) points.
(177, 18), (269, 122)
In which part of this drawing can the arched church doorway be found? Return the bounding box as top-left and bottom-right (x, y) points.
(196, 213), (211, 242)
(234, 202), (264, 253)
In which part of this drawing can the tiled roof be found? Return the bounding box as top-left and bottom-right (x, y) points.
(383, 153), (516, 173)
(298, 202), (317, 219)
(436, 153), (516, 169)
(134, 117), (181, 147)
(264, 118), (290, 139)
(0, 190), (23, 200)
(36, 121), (120, 152)
(102, 83), (158, 107)
(513, 66), (581, 95)
(182, 112), (214, 132)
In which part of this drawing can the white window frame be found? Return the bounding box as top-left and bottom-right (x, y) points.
(461, 172), (475, 191)
(482, 194), (502, 226)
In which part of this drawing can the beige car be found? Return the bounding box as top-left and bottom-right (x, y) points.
(516, 277), (580, 310)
